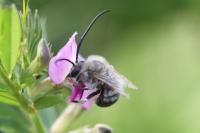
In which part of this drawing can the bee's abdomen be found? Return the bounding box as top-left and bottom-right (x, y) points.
(96, 86), (120, 107)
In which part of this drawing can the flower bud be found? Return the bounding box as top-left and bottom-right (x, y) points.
(29, 38), (51, 73)
(37, 39), (51, 65)
(93, 124), (112, 133)
(68, 124), (112, 133)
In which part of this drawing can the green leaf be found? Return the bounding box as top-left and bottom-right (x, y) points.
(35, 95), (65, 109)
(0, 78), (8, 89)
(0, 89), (19, 106)
(20, 70), (34, 86)
(0, 103), (31, 133)
(0, 5), (21, 73)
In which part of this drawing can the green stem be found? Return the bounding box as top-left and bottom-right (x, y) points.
(50, 103), (84, 133)
(32, 77), (68, 101)
(0, 65), (46, 133)
(0, 65), (29, 110)
(31, 111), (46, 133)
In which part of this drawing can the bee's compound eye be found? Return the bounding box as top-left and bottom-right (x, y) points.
(70, 61), (84, 77)
(70, 68), (80, 77)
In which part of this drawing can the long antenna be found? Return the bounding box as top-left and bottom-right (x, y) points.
(76, 10), (110, 63)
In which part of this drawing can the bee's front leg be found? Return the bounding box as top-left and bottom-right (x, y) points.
(86, 89), (101, 100)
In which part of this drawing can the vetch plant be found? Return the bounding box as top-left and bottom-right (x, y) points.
(0, 1), (137, 133)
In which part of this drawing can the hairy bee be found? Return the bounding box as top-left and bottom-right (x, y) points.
(59, 10), (136, 107)
(69, 55), (136, 107)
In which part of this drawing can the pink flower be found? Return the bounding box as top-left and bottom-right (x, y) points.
(48, 32), (77, 84)
(69, 85), (98, 109)
(48, 32), (94, 109)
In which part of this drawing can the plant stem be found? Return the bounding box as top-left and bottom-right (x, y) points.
(32, 77), (69, 101)
(0, 65), (29, 110)
(0, 65), (46, 133)
(50, 103), (84, 133)
(31, 111), (46, 133)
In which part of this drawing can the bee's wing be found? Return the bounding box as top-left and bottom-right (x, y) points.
(94, 64), (137, 96)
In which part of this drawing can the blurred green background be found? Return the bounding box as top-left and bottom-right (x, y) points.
(2, 0), (200, 133)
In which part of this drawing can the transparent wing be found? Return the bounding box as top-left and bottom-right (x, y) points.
(94, 64), (137, 96)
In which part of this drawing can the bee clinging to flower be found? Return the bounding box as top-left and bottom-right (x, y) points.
(49, 10), (137, 109)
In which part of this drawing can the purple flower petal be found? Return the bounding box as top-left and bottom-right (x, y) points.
(68, 85), (98, 109)
(48, 32), (78, 84)
(81, 89), (97, 109)
(69, 86), (84, 102)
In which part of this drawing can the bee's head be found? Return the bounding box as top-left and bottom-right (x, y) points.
(69, 61), (84, 77)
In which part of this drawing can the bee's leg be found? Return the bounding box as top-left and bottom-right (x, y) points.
(76, 73), (81, 82)
(72, 100), (79, 103)
(80, 87), (94, 100)
(79, 90), (84, 100)
(86, 89), (101, 100)
(72, 100), (87, 104)
(82, 87), (90, 90)
(72, 90), (101, 103)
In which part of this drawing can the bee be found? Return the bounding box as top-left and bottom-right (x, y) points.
(58, 10), (136, 107)
(69, 55), (136, 107)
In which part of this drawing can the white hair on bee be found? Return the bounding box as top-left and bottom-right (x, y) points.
(86, 55), (107, 63)
(82, 55), (137, 98)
